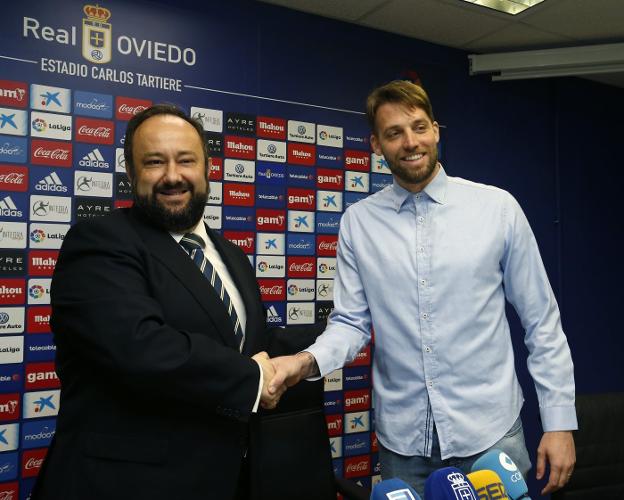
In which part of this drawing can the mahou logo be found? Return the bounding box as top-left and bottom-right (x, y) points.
(256, 116), (286, 140)
(223, 183), (254, 207)
(75, 117), (114, 145)
(317, 235), (338, 257)
(0, 279), (25, 305)
(115, 97), (152, 121)
(224, 135), (255, 160)
(28, 250), (58, 276)
(209, 157), (223, 180)
(30, 140), (72, 167)
(258, 279), (285, 301)
(287, 143), (315, 166)
(0, 80), (28, 108)
(0, 165), (28, 192)
(22, 448), (48, 478)
(27, 306), (51, 334)
(344, 456), (371, 478)
(223, 231), (255, 254)
(287, 256), (315, 278)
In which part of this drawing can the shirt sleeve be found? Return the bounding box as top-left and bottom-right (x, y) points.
(305, 209), (372, 377)
(500, 193), (578, 431)
(251, 360), (263, 412)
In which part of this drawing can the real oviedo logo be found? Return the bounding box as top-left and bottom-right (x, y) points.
(23, 4), (197, 67)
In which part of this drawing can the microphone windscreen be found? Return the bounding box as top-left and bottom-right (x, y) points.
(471, 449), (529, 500)
(370, 478), (422, 500)
(467, 469), (510, 499)
(424, 466), (478, 500)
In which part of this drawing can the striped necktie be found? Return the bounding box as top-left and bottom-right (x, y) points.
(180, 233), (245, 351)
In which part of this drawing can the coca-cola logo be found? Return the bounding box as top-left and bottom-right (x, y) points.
(118, 104), (147, 115)
(0, 489), (16, 500)
(259, 285), (283, 295)
(78, 126), (111, 138)
(346, 461), (368, 472)
(0, 173), (25, 185)
(289, 262), (314, 272)
(318, 241), (337, 251)
(33, 147), (69, 159)
(24, 457), (44, 470)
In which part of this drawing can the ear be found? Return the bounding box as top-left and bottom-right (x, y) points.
(432, 121), (440, 144)
(370, 134), (383, 156)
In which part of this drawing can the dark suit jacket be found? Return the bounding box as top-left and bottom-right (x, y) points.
(32, 207), (322, 500)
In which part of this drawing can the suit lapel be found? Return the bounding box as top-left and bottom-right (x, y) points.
(127, 210), (239, 350)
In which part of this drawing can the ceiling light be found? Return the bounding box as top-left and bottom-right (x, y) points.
(469, 43), (624, 81)
(460, 0), (546, 15)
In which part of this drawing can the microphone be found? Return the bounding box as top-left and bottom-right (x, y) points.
(370, 478), (422, 500)
(466, 469), (510, 499)
(471, 449), (531, 500)
(424, 466), (478, 499)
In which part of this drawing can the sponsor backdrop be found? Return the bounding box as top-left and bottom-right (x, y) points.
(1, 0), (623, 498)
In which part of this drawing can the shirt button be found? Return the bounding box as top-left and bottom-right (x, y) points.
(418, 216), (425, 223)
(418, 246), (425, 253)
(420, 279), (426, 286)
(424, 346), (432, 353)
(427, 380), (434, 388)
(421, 312), (428, 319)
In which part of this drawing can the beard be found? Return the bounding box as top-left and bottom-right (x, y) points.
(387, 148), (438, 188)
(133, 180), (208, 233)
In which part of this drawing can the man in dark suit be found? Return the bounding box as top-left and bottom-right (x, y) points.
(32, 105), (321, 500)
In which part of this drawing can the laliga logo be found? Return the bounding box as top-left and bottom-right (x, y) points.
(30, 229), (46, 243)
(82, 4), (112, 64)
(32, 118), (46, 133)
(29, 284), (46, 300)
(258, 261), (268, 272)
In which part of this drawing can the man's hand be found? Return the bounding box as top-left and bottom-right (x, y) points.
(536, 430), (576, 495)
(251, 351), (286, 410)
(268, 352), (319, 395)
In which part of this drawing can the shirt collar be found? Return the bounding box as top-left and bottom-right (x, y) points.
(390, 163), (448, 212)
(170, 220), (209, 247)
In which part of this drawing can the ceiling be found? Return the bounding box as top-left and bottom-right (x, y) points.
(258, 0), (624, 88)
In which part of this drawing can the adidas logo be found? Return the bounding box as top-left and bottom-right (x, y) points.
(36, 171), (67, 193)
(0, 195), (22, 217)
(79, 148), (110, 169)
(266, 305), (281, 323)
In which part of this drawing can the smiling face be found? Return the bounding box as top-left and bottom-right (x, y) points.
(128, 113), (209, 232)
(370, 102), (440, 193)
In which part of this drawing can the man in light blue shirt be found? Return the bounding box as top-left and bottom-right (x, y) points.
(271, 80), (576, 496)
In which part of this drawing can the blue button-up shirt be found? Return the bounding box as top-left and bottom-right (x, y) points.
(307, 166), (577, 459)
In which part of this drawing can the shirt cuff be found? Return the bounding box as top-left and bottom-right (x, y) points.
(540, 405), (578, 432)
(251, 360), (263, 413)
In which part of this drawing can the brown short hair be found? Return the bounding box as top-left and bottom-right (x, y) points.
(123, 104), (209, 177)
(366, 80), (435, 132)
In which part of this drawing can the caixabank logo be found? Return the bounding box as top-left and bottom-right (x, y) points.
(23, 4), (197, 68)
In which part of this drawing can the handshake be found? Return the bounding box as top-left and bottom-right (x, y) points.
(251, 351), (319, 410)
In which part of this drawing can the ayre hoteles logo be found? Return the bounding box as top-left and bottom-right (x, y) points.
(225, 112), (255, 136)
(0, 250), (25, 276)
(74, 197), (112, 220)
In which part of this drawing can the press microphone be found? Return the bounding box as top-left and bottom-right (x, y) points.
(471, 449), (531, 500)
(370, 478), (422, 500)
(466, 469), (510, 499)
(424, 466), (478, 499)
